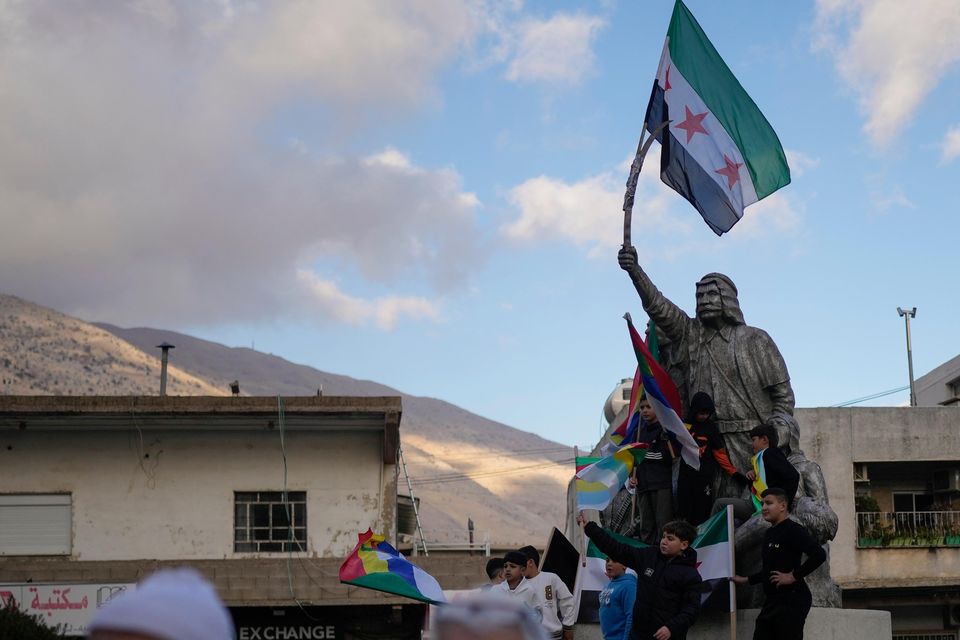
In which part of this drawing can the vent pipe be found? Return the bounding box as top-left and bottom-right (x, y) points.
(156, 342), (175, 396)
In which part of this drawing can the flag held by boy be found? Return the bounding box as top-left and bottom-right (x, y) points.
(339, 529), (447, 605)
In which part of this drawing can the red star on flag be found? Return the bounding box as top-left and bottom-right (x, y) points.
(715, 154), (743, 189)
(675, 105), (709, 143)
(664, 65), (672, 91)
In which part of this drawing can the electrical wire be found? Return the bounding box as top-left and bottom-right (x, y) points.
(831, 385), (910, 407)
(409, 458), (574, 486)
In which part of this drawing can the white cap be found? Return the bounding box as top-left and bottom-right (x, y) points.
(88, 568), (234, 640)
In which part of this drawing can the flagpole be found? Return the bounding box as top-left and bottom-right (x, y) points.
(575, 446), (586, 567)
(622, 120), (670, 248)
(726, 504), (737, 640)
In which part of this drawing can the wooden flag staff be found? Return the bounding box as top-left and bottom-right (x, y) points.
(622, 120), (670, 248)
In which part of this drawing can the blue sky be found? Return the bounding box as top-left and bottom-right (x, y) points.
(2, 1), (960, 448)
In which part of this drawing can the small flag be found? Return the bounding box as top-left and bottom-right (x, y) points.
(625, 315), (700, 470)
(576, 455), (603, 474)
(575, 443), (648, 512)
(609, 368), (642, 448)
(750, 450), (769, 512)
(645, 0), (790, 235)
(339, 530), (447, 604)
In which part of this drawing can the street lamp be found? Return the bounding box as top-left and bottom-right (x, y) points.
(896, 307), (917, 407)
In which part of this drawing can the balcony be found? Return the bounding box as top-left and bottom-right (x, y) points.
(857, 511), (960, 548)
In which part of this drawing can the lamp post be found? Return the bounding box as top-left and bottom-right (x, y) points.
(896, 307), (917, 407)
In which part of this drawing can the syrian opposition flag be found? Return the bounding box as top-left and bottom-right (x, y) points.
(645, 0), (790, 235)
(625, 314), (700, 470)
(693, 508), (734, 606)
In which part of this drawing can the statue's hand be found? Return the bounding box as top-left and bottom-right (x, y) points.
(618, 245), (639, 273)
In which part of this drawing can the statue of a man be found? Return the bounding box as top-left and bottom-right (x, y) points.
(618, 245), (795, 498)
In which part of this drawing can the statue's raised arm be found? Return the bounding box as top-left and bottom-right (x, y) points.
(617, 245), (692, 342)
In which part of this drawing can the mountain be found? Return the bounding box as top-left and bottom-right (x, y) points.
(0, 293), (572, 546)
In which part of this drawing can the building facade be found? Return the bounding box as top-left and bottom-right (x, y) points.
(0, 395), (429, 638)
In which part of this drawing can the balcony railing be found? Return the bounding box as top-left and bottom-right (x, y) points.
(856, 511), (960, 548)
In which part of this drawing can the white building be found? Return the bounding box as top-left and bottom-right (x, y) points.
(0, 395), (430, 638)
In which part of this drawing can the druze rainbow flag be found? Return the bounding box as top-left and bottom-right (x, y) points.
(339, 529), (446, 604)
(575, 443), (647, 511)
(625, 314), (700, 470)
(750, 448), (770, 512)
(645, 0), (790, 235)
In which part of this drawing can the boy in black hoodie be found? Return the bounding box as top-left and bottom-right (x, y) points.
(677, 392), (744, 526)
(577, 512), (702, 640)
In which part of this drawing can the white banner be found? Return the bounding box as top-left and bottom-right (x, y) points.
(0, 582), (136, 636)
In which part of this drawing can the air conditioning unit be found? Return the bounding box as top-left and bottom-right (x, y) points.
(933, 469), (960, 493)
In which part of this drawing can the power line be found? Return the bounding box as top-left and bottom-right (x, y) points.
(409, 458), (574, 486)
(831, 385), (910, 407)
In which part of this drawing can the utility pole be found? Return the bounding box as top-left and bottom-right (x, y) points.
(896, 308), (917, 406)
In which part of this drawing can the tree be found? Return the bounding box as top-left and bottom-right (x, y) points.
(0, 602), (64, 639)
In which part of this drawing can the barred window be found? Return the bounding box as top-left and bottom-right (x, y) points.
(234, 491), (306, 553)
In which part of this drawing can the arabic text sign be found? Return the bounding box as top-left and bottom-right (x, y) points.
(0, 582), (135, 636)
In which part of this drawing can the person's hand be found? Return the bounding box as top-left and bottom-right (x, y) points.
(732, 575), (749, 586)
(628, 475), (638, 489)
(745, 470), (756, 481)
(770, 571), (796, 587)
(576, 511), (588, 527)
(618, 245), (638, 273)
(653, 625), (672, 640)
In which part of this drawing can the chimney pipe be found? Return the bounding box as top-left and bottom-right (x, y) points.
(156, 342), (175, 396)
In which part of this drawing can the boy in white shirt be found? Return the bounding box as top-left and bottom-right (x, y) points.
(494, 550), (540, 620)
(519, 545), (576, 640)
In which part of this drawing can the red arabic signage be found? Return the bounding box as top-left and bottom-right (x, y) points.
(0, 582), (135, 636)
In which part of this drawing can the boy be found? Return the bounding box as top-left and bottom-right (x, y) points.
(494, 550), (540, 616)
(518, 545), (576, 640)
(676, 392), (742, 526)
(733, 488), (826, 640)
(577, 513), (701, 640)
(713, 422), (800, 522)
(635, 396), (676, 544)
(482, 557), (505, 589)
(599, 558), (636, 640)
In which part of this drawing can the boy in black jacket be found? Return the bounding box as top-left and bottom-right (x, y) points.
(733, 488), (826, 640)
(577, 512), (701, 640)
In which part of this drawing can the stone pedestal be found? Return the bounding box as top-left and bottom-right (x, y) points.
(575, 607), (891, 640)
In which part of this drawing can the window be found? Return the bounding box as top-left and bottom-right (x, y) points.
(234, 491), (306, 553)
(0, 494), (71, 555)
(893, 492), (934, 512)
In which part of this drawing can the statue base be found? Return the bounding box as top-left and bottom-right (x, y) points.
(575, 607), (891, 640)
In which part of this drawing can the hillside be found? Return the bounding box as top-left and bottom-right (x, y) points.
(96, 323), (573, 546)
(0, 292), (573, 546)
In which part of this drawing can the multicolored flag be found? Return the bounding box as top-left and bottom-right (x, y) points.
(750, 449), (769, 512)
(645, 0), (790, 235)
(609, 368), (642, 449)
(625, 314), (700, 470)
(575, 443), (648, 512)
(339, 529), (447, 605)
(575, 455), (602, 474)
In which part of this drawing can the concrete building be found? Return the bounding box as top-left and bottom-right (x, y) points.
(0, 395), (445, 638)
(917, 355), (960, 407)
(800, 407), (960, 640)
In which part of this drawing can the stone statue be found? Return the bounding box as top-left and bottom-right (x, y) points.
(617, 245), (794, 500)
(616, 245), (841, 608)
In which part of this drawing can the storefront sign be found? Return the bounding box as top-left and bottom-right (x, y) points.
(0, 582), (135, 636)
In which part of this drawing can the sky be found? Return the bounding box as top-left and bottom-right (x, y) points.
(2, 0), (960, 449)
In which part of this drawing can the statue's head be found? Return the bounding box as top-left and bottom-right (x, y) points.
(695, 273), (744, 327)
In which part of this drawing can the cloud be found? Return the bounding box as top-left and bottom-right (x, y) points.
(504, 13), (606, 85)
(814, 0), (960, 147)
(784, 149), (820, 178)
(0, 1), (484, 328)
(502, 146), (801, 258)
(941, 126), (960, 164)
(296, 271), (443, 330)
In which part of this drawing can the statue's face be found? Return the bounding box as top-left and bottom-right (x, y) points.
(695, 281), (723, 323)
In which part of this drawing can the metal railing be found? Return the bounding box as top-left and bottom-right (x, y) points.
(856, 511), (960, 548)
(411, 539), (491, 556)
